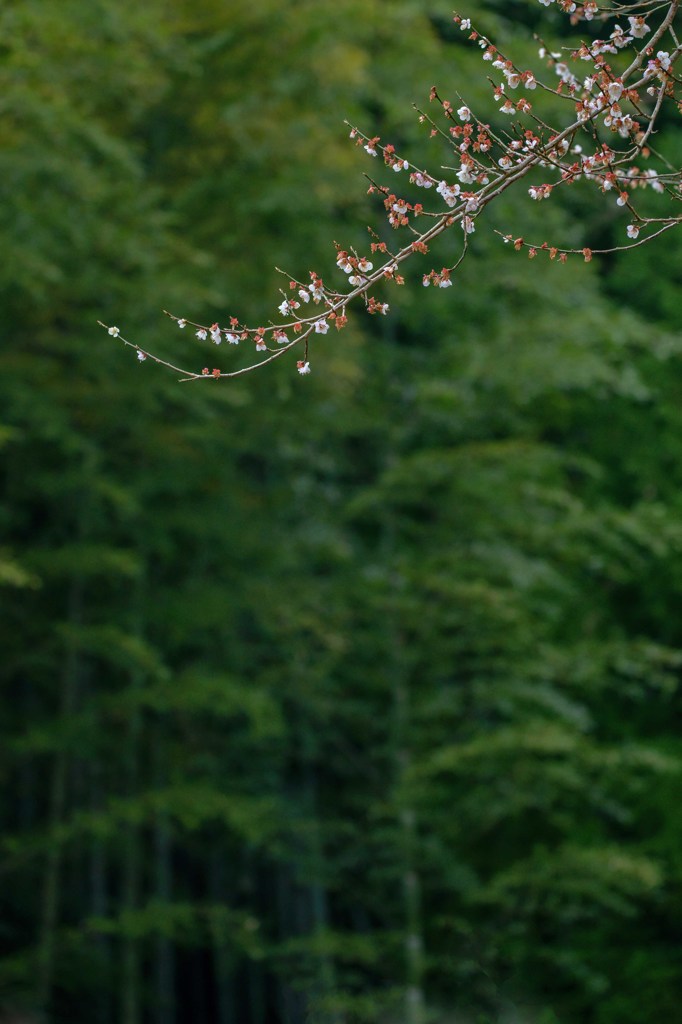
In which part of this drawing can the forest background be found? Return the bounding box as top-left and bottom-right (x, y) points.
(1, 0), (682, 1022)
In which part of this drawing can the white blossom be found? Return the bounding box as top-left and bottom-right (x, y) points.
(628, 16), (649, 38)
(437, 180), (462, 205)
(457, 164), (477, 184)
(643, 169), (665, 194)
(610, 25), (631, 49)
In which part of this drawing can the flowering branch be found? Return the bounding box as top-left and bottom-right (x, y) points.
(101, 0), (682, 379)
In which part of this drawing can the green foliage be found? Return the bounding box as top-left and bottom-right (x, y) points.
(1, 2), (682, 1023)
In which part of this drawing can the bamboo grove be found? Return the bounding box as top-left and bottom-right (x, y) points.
(2, 2), (682, 1022)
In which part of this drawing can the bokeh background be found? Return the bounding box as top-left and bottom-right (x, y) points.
(2, 1), (682, 1022)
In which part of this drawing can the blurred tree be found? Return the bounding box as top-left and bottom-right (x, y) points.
(1, 3), (681, 1024)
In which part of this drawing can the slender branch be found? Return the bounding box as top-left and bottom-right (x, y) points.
(101, 0), (682, 380)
